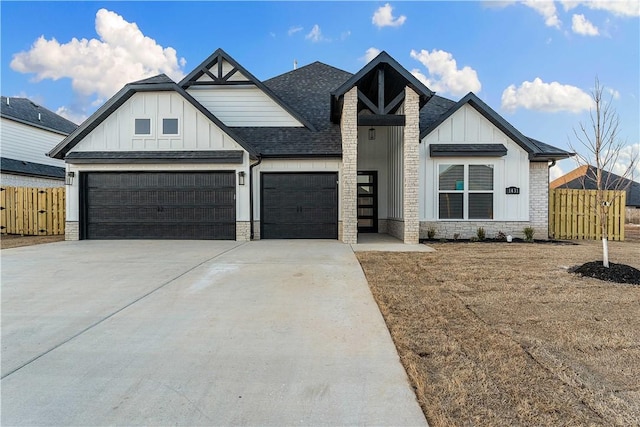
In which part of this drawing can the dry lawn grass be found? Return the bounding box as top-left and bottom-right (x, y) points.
(357, 240), (640, 426)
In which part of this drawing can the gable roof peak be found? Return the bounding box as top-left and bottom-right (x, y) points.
(130, 74), (174, 85)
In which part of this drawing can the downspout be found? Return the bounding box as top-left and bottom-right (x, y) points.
(249, 155), (262, 240)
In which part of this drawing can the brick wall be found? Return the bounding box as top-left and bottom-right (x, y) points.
(340, 87), (358, 244)
(65, 221), (79, 241)
(236, 221), (250, 241)
(403, 87), (420, 244)
(529, 162), (549, 235)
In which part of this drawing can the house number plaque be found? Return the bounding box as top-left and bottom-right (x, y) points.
(505, 186), (520, 195)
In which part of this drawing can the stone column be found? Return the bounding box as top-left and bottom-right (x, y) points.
(402, 87), (420, 244)
(341, 87), (358, 244)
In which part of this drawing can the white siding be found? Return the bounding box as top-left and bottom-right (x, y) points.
(0, 118), (66, 167)
(357, 126), (388, 218)
(69, 92), (245, 153)
(187, 87), (303, 127)
(387, 125), (404, 220)
(420, 104), (530, 221)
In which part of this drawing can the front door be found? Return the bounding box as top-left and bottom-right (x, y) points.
(357, 171), (377, 233)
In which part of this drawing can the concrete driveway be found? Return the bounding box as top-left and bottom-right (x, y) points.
(1, 240), (426, 426)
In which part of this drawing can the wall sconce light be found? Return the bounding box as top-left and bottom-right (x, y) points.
(368, 127), (376, 141)
(238, 171), (246, 186)
(65, 171), (75, 186)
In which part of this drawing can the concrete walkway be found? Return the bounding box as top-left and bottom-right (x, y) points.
(1, 240), (426, 426)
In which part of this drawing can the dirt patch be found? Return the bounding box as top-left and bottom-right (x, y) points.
(357, 240), (640, 426)
(1, 234), (65, 250)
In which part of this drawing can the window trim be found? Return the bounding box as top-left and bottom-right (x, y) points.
(437, 162), (496, 221)
(162, 118), (180, 136)
(134, 118), (152, 136)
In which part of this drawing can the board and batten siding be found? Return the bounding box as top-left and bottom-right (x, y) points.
(420, 104), (530, 222)
(70, 92), (244, 153)
(357, 126), (389, 219)
(1, 118), (67, 168)
(187, 87), (303, 127)
(65, 91), (251, 225)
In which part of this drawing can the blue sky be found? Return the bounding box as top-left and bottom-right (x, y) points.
(2, 1), (638, 179)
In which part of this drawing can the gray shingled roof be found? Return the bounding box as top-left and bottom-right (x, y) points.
(553, 166), (640, 207)
(236, 62), (459, 157)
(1, 157), (65, 179)
(0, 96), (78, 135)
(231, 62), (351, 157)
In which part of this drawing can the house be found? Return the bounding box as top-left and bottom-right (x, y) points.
(550, 165), (640, 223)
(1, 96), (78, 187)
(48, 49), (572, 242)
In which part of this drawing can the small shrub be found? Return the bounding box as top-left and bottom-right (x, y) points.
(523, 226), (535, 242)
(477, 227), (486, 241)
(470, 236), (479, 242)
(440, 238), (447, 243)
(453, 233), (460, 241)
(496, 230), (507, 241)
(426, 226), (437, 240)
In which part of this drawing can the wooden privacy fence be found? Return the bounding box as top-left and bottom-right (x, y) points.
(0, 187), (65, 236)
(549, 188), (626, 241)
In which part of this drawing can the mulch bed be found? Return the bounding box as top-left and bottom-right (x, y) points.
(571, 261), (640, 285)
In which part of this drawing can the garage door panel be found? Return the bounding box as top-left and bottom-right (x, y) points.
(261, 173), (337, 239)
(84, 172), (235, 240)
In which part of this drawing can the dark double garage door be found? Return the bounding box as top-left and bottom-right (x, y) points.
(261, 173), (338, 239)
(81, 171), (338, 240)
(82, 172), (236, 240)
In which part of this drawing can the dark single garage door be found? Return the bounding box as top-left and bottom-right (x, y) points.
(82, 172), (235, 240)
(261, 172), (338, 239)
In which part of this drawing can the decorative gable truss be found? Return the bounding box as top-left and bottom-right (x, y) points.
(180, 49), (313, 129)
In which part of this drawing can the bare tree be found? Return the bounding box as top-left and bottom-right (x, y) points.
(569, 77), (638, 267)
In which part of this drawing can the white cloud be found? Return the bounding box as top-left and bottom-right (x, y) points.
(288, 26), (303, 36)
(10, 8), (185, 102)
(305, 24), (324, 42)
(611, 143), (640, 181)
(55, 106), (86, 125)
(523, 0), (562, 28)
(607, 87), (621, 100)
(372, 3), (407, 28)
(409, 49), (482, 96)
(501, 78), (594, 113)
(572, 13), (600, 35)
(561, 0), (640, 17)
(361, 47), (381, 63)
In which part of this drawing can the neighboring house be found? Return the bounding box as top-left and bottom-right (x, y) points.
(1, 96), (78, 187)
(49, 49), (572, 242)
(550, 165), (640, 223)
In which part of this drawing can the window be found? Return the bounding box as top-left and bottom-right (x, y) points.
(134, 118), (151, 135)
(438, 164), (494, 220)
(162, 118), (179, 135)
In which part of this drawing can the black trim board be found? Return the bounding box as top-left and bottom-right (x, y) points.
(358, 114), (406, 126)
(429, 144), (507, 157)
(65, 150), (245, 164)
